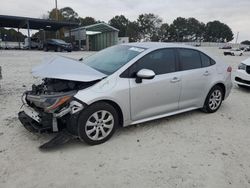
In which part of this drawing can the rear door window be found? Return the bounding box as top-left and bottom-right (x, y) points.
(178, 49), (202, 71)
(200, 53), (211, 67)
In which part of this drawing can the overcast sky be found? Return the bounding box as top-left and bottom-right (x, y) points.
(1, 0), (250, 42)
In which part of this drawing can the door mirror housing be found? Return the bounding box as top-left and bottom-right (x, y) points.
(136, 69), (156, 83)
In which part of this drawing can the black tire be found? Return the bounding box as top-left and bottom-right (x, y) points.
(77, 102), (119, 145)
(202, 85), (224, 113)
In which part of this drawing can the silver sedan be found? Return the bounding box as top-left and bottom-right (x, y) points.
(19, 42), (233, 145)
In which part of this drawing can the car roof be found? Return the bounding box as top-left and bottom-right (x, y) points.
(122, 42), (198, 50)
(121, 42), (222, 64)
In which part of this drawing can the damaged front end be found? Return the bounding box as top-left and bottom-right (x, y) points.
(18, 78), (97, 134)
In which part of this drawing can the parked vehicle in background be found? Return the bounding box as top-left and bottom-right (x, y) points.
(241, 46), (250, 52)
(23, 37), (43, 49)
(43, 39), (72, 52)
(19, 43), (232, 145)
(219, 45), (232, 49)
(224, 48), (244, 56)
(234, 58), (250, 88)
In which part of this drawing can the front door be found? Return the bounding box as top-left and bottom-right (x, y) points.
(128, 48), (181, 121)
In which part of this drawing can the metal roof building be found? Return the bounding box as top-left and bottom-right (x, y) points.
(0, 15), (78, 49)
(69, 23), (119, 51)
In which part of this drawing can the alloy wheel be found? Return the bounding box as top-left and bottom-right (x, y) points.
(85, 110), (114, 141)
(208, 90), (222, 110)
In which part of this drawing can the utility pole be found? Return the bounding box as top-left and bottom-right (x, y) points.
(55, 0), (58, 21)
(235, 32), (239, 44)
(55, 0), (59, 39)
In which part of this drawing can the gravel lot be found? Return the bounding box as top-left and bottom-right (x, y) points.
(0, 48), (250, 188)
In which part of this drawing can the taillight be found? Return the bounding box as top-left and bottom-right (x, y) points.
(227, 66), (232, 72)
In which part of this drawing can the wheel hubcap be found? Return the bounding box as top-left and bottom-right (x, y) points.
(209, 90), (222, 110)
(85, 110), (114, 141)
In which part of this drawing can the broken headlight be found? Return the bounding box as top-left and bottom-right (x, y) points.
(45, 95), (72, 112)
(26, 91), (76, 113)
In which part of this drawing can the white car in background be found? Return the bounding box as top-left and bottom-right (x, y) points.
(235, 58), (250, 87)
(224, 48), (244, 56)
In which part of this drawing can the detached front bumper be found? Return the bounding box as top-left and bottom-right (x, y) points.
(18, 105), (54, 133)
(18, 99), (85, 134)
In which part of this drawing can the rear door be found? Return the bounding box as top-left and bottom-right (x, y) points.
(177, 48), (215, 109)
(128, 48), (182, 121)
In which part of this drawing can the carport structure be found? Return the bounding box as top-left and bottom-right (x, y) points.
(0, 15), (78, 49)
(70, 23), (119, 51)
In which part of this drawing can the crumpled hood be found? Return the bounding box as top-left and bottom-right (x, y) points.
(32, 56), (106, 82)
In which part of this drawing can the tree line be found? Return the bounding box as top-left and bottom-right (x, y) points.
(0, 7), (236, 43)
(47, 7), (234, 43)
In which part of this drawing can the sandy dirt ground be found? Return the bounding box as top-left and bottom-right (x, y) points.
(0, 48), (250, 188)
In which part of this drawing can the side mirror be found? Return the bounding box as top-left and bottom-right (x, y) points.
(136, 69), (156, 83)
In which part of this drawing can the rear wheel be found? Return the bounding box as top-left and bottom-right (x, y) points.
(77, 102), (118, 145)
(202, 86), (224, 113)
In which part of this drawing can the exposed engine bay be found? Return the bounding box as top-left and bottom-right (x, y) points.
(30, 78), (98, 94)
(19, 78), (99, 133)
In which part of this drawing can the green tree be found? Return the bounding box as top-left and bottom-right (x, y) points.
(204, 21), (234, 42)
(186, 18), (205, 41)
(0, 28), (25, 42)
(241, 40), (250, 45)
(60, 7), (79, 22)
(79, 17), (97, 26)
(157, 23), (169, 42)
(137, 13), (162, 41)
(169, 17), (189, 42)
(109, 15), (129, 37)
(126, 21), (140, 42)
(48, 8), (64, 21)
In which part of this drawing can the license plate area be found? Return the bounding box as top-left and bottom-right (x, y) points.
(23, 105), (41, 123)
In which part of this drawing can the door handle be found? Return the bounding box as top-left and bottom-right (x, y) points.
(170, 77), (181, 83)
(203, 71), (210, 76)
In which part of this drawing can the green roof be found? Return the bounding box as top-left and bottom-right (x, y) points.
(71, 23), (119, 33)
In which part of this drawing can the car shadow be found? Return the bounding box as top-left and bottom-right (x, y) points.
(39, 110), (206, 152)
(235, 85), (250, 93)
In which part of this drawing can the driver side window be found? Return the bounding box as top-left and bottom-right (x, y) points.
(129, 48), (176, 77)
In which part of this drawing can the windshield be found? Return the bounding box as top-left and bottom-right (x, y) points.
(83, 45), (145, 75)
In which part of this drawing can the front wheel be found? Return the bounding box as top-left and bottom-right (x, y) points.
(202, 86), (224, 113)
(77, 102), (119, 145)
